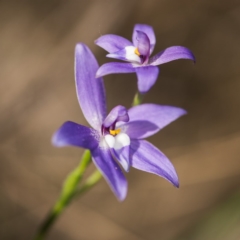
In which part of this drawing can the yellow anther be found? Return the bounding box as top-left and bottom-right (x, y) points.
(134, 48), (141, 56)
(110, 129), (121, 136)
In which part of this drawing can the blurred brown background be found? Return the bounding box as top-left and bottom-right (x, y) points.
(1, 0), (240, 239)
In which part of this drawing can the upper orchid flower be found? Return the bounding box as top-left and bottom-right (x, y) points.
(52, 43), (186, 201)
(95, 24), (195, 94)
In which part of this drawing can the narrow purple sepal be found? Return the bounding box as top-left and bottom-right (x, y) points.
(111, 146), (130, 172)
(52, 121), (99, 150)
(135, 30), (150, 59)
(106, 48), (129, 62)
(95, 34), (133, 53)
(75, 43), (107, 130)
(133, 24), (156, 54)
(103, 105), (129, 128)
(92, 147), (128, 201)
(96, 62), (135, 78)
(120, 104), (187, 139)
(149, 46), (196, 66)
(130, 140), (179, 187)
(135, 66), (159, 94)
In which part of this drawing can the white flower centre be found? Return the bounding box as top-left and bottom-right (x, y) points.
(104, 133), (130, 150)
(125, 46), (141, 64)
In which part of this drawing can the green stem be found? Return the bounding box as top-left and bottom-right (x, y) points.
(132, 91), (144, 106)
(75, 170), (102, 197)
(35, 90), (144, 240)
(34, 150), (92, 240)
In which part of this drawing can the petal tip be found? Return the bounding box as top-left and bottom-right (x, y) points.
(122, 161), (130, 173)
(95, 69), (101, 78)
(95, 66), (106, 78)
(187, 49), (196, 64)
(106, 53), (116, 59)
(117, 189), (127, 201)
(175, 107), (187, 118)
(94, 38), (103, 47)
(181, 109), (188, 116)
(166, 173), (179, 188)
(75, 42), (86, 53)
(51, 131), (62, 147)
(170, 172), (179, 188)
(174, 180), (180, 188)
(161, 168), (179, 189)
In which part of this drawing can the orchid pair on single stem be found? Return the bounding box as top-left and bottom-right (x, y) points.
(34, 24), (195, 240)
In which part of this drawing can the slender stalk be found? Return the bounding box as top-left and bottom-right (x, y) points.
(34, 150), (92, 240)
(35, 91), (143, 240)
(75, 170), (102, 197)
(132, 91), (144, 106)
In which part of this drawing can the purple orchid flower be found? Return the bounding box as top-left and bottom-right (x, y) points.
(95, 24), (195, 94)
(52, 43), (186, 201)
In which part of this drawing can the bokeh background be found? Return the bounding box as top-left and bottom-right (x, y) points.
(1, 0), (240, 239)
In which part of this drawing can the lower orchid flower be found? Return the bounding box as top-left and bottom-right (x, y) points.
(52, 43), (186, 201)
(95, 23), (195, 94)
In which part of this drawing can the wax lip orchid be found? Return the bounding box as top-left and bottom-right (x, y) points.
(95, 24), (195, 94)
(52, 43), (187, 201)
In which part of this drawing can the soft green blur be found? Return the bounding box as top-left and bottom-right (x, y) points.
(34, 150), (92, 239)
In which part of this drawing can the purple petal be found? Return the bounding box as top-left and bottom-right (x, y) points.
(52, 121), (99, 150)
(106, 48), (129, 62)
(134, 31), (150, 59)
(120, 104), (187, 139)
(135, 66), (159, 94)
(103, 105), (129, 128)
(111, 146), (130, 172)
(133, 24), (156, 54)
(149, 46), (196, 66)
(129, 140), (179, 187)
(106, 46), (141, 64)
(95, 34), (133, 53)
(96, 62), (135, 78)
(91, 147), (128, 201)
(75, 43), (107, 130)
